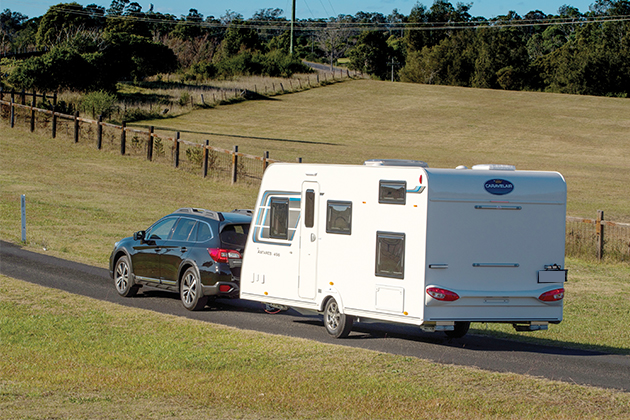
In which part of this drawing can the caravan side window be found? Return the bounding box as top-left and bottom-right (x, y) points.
(270, 197), (289, 240)
(326, 201), (352, 235)
(379, 180), (406, 205)
(375, 231), (405, 279)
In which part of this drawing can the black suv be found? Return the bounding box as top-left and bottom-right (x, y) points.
(109, 208), (251, 310)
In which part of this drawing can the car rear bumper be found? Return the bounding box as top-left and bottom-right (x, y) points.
(202, 281), (239, 298)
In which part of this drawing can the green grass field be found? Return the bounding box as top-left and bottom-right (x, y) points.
(2, 80), (630, 418)
(2, 276), (630, 420)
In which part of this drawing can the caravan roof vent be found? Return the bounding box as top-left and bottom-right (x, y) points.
(364, 159), (428, 168)
(472, 164), (516, 171)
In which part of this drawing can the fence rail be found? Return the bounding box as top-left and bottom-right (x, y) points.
(0, 90), (283, 184)
(2, 90), (629, 264)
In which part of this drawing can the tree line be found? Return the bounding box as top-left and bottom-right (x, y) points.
(2, 0), (630, 97)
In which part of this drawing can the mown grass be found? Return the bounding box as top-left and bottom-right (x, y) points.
(0, 123), (258, 266)
(2, 81), (630, 417)
(134, 79), (630, 223)
(2, 275), (630, 420)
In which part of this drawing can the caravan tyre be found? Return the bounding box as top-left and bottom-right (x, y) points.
(324, 298), (353, 338)
(444, 321), (470, 339)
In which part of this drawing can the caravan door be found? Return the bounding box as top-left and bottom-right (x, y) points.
(298, 182), (319, 299)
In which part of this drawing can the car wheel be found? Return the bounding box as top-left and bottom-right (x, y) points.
(114, 255), (139, 297)
(324, 298), (353, 338)
(444, 321), (470, 339)
(180, 267), (208, 311)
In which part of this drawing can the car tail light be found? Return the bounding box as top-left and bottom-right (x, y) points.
(208, 248), (242, 263)
(426, 287), (460, 301)
(539, 288), (564, 302)
(219, 284), (232, 293)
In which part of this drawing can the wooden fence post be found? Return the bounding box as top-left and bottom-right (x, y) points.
(596, 210), (605, 261)
(262, 151), (269, 172)
(74, 111), (79, 143)
(21, 89), (26, 105)
(30, 90), (36, 132)
(231, 145), (238, 185)
(96, 115), (103, 149)
(52, 92), (57, 138)
(147, 126), (154, 161)
(174, 132), (180, 168)
(10, 91), (15, 128)
(202, 140), (209, 178)
(120, 121), (126, 155)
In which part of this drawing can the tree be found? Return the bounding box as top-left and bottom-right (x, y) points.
(347, 30), (392, 80)
(316, 18), (355, 71)
(36, 2), (105, 48)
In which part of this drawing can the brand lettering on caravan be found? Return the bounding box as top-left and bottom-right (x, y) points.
(484, 179), (514, 195)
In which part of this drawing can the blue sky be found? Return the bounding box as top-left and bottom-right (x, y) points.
(12, 0), (596, 20)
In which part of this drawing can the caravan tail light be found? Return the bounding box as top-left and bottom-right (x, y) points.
(426, 287), (459, 301)
(538, 288), (564, 302)
(208, 248), (242, 263)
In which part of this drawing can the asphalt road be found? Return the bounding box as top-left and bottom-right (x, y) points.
(2, 239), (629, 392)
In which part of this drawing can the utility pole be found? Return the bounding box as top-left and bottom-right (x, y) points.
(387, 59), (400, 82)
(290, 0), (296, 54)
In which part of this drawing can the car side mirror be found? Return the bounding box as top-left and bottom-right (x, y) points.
(133, 230), (146, 241)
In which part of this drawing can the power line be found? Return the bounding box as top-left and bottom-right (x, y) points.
(37, 6), (630, 32)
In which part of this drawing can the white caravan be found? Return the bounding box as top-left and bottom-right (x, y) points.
(240, 160), (567, 338)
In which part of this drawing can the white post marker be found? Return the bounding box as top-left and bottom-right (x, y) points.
(21, 194), (26, 242)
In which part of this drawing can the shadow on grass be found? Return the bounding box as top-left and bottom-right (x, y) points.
(137, 289), (628, 356)
(135, 125), (339, 146)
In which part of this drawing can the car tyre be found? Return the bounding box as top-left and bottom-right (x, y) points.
(324, 298), (353, 338)
(444, 321), (470, 339)
(114, 255), (139, 297)
(180, 267), (208, 311)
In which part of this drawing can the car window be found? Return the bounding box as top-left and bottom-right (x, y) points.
(171, 218), (197, 241)
(147, 217), (178, 240)
(196, 222), (214, 242)
(221, 224), (250, 248)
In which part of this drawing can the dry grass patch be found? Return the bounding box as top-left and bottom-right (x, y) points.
(135, 79), (630, 222)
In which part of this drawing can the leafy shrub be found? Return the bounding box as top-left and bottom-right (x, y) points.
(81, 90), (117, 118)
(186, 147), (203, 166)
(120, 108), (162, 122)
(178, 91), (190, 106)
(213, 51), (311, 79)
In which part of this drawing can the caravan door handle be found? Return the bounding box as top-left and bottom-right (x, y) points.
(310, 233), (316, 242)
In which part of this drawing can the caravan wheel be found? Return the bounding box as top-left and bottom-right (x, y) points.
(444, 321), (470, 339)
(324, 298), (353, 338)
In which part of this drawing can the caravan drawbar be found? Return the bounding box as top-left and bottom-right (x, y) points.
(240, 159), (568, 338)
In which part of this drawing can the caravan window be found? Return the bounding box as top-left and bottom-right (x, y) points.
(326, 201), (352, 235)
(270, 198), (289, 239)
(304, 190), (315, 228)
(375, 231), (405, 279)
(379, 180), (406, 205)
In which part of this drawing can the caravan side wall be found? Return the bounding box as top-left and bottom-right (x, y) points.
(240, 163), (431, 325)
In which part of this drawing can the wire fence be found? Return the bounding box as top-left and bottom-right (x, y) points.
(1, 93), (278, 184)
(566, 213), (630, 263)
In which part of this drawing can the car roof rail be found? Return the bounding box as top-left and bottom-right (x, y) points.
(230, 209), (254, 216)
(174, 207), (224, 221)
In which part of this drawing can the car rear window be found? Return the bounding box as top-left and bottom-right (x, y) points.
(220, 224), (250, 249)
